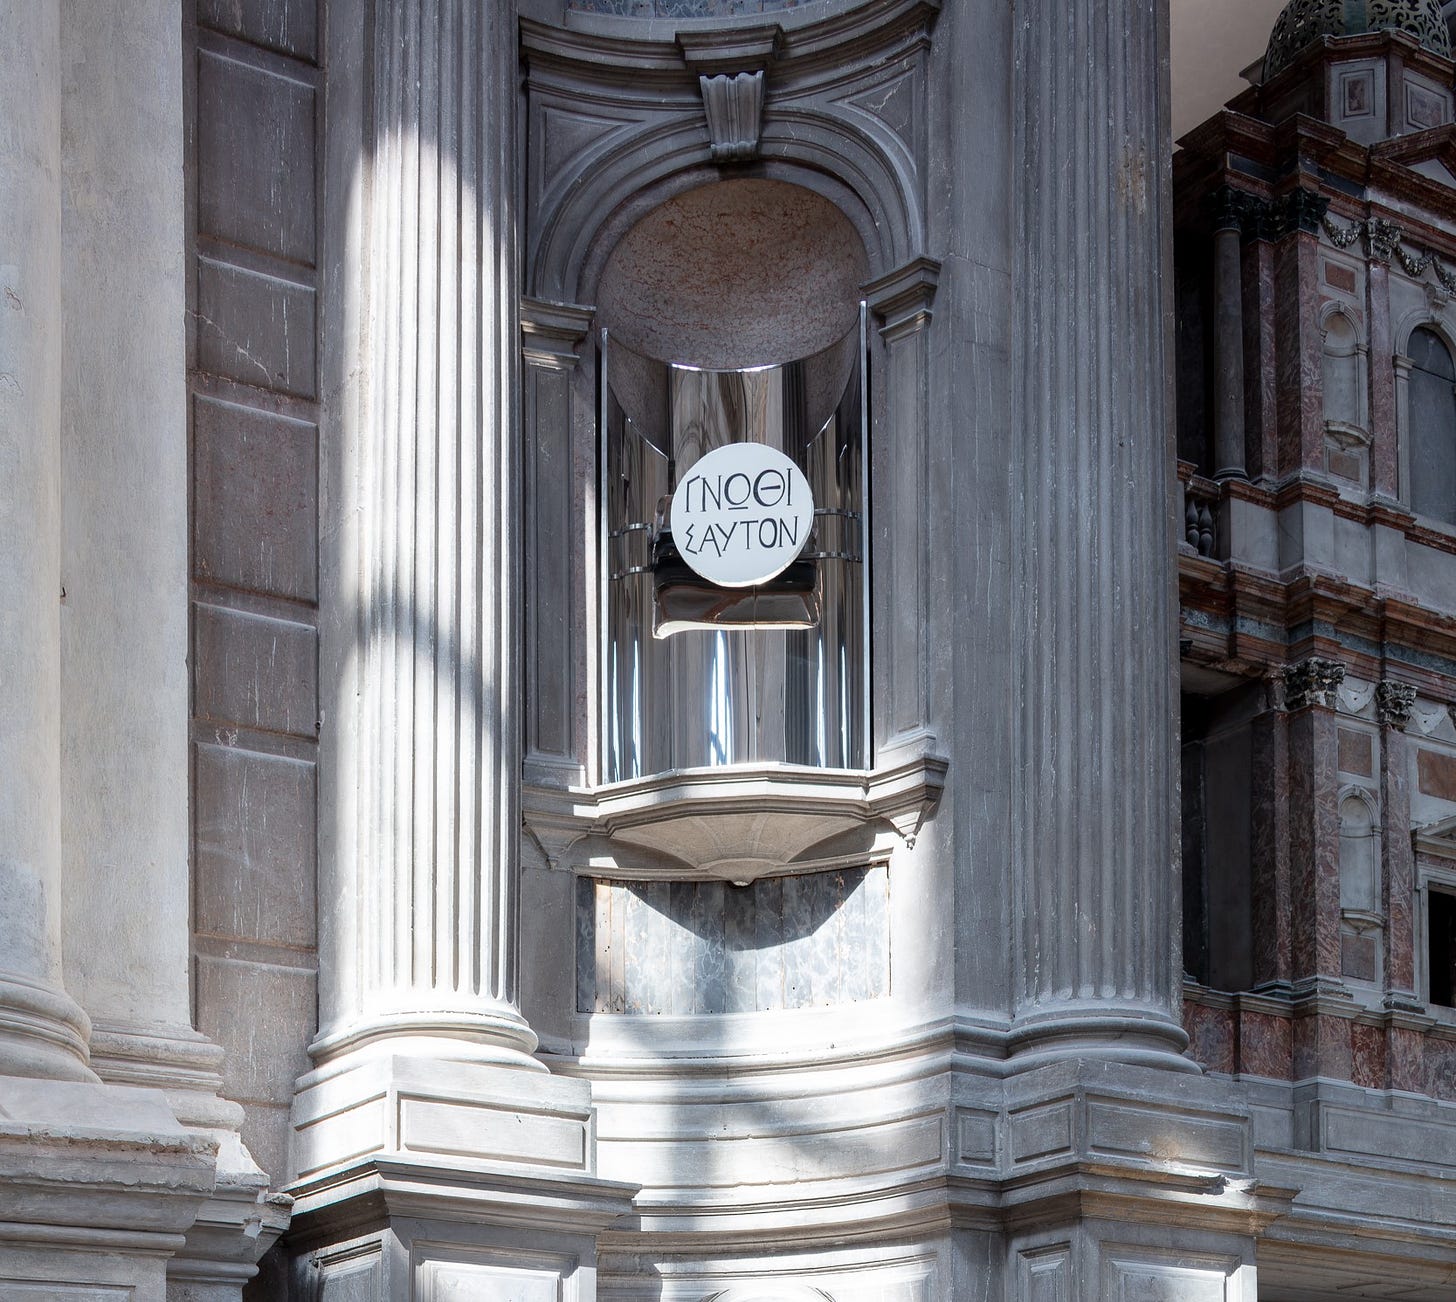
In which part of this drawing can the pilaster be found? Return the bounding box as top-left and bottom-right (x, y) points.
(521, 298), (596, 789)
(1211, 190), (1248, 481)
(1282, 658), (1356, 1082)
(1376, 681), (1418, 1010)
(865, 256), (940, 763)
(1250, 691), (1295, 991)
(1007, 0), (1188, 1069)
(1274, 190), (1329, 477)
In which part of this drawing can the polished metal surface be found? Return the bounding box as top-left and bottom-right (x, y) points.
(603, 324), (868, 779)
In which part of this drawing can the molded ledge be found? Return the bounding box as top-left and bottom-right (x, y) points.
(522, 751), (947, 884)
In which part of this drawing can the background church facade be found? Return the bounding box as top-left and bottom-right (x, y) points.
(6, 0), (1456, 1298)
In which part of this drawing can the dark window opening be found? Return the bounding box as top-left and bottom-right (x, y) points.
(1430, 888), (1456, 1008)
(1408, 326), (1456, 525)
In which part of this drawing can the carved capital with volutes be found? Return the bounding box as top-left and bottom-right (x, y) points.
(1376, 680), (1417, 730)
(1282, 657), (1345, 712)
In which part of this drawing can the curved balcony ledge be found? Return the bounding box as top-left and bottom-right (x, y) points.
(522, 751), (946, 884)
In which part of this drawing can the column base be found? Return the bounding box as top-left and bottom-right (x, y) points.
(88, 1021), (291, 1301)
(292, 1052), (618, 1186)
(0, 1075), (218, 1302)
(289, 1052), (636, 1298)
(0, 971), (95, 1082)
(1004, 1005), (1198, 1073)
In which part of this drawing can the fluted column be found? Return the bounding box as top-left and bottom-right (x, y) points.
(312, 0), (535, 1068)
(1008, 0), (1189, 1067)
(0, 0), (92, 1083)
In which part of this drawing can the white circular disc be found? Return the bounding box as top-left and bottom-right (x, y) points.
(669, 443), (815, 588)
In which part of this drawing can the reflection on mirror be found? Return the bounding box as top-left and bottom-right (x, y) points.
(602, 322), (868, 780)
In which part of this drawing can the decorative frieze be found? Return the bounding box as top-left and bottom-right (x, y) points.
(1283, 657), (1347, 711)
(1324, 210), (1456, 290)
(1377, 680), (1419, 729)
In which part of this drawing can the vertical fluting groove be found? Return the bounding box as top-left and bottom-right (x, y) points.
(1013, 0), (1176, 1021)
(491, 0), (518, 1009)
(437, 0), (460, 996)
(460, 0), (482, 1000)
(350, 0), (520, 1029)
(377, 0), (406, 1001)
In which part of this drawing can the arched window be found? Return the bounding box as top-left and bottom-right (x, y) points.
(1407, 326), (1456, 523)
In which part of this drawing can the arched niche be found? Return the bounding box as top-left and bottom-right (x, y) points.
(1320, 304), (1369, 486)
(597, 178), (870, 782)
(1339, 787), (1381, 916)
(519, 5), (946, 888)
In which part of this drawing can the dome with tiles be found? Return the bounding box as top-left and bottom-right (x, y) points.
(1264, 0), (1451, 79)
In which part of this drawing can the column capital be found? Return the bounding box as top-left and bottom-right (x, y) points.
(521, 298), (595, 369)
(864, 256), (940, 341)
(1376, 679), (1418, 729)
(1282, 657), (1346, 712)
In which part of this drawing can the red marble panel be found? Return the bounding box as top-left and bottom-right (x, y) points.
(1251, 711), (1293, 987)
(1384, 731), (1416, 996)
(1367, 260), (1399, 497)
(1350, 1022), (1385, 1089)
(1423, 1039), (1456, 1101)
(1237, 1008), (1293, 1080)
(1248, 241), (1280, 480)
(1338, 727), (1373, 777)
(1184, 999), (1235, 1075)
(1294, 1010), (1352, 1082)
(1417, 748), (1456, 801)
(1389, 1026), (1426, 1093)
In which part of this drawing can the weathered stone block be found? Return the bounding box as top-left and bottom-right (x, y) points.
(194, 741), (316, 948)
(193, 396), (318, 601)
(197, 50), (316, 264)
(195, 955), (315, 1104)
(192, 602), (317, 738)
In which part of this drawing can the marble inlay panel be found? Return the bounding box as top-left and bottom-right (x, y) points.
(577, 865), (889, 1013)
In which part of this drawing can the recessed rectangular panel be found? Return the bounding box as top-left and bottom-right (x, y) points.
(399, 1095), (587, 1169)
(197, 50), (316, 262)
(418, 1259), (560, 1302)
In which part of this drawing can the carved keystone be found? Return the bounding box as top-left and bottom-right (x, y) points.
(698, 71), (764, 163)
(678, 24), (780, 165)
(1283, 657), (1346, 712)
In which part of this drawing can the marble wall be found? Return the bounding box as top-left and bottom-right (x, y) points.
(577, 866), (889, 1014)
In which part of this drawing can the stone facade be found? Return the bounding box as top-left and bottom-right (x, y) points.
(3, 1), (1456, 1300)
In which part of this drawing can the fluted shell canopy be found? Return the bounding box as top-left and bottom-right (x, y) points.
(1265, 0), (1451, 79)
